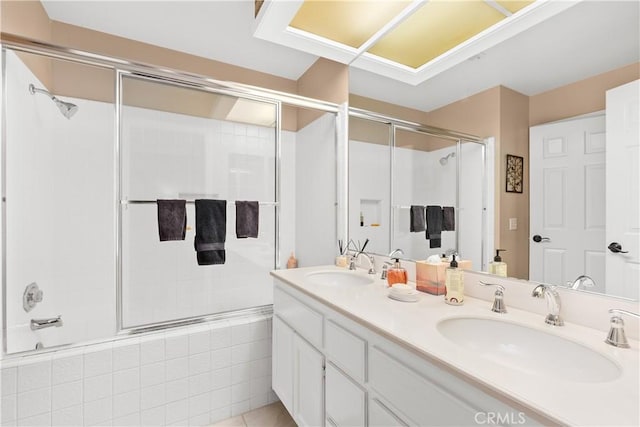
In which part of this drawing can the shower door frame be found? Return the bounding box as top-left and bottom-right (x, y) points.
(0, 34), (344, 355)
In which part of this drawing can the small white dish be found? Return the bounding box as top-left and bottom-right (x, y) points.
(388, 293), (419, 303)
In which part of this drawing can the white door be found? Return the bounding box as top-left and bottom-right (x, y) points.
(272, 316), (294, 412)
(293, 334), (325, 427)
(529, 115), (606, 291)
(606, 80), (640, 300)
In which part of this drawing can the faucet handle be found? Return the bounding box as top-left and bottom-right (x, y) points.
(479, 281), (507, 313)
(605, 309), (640, 348)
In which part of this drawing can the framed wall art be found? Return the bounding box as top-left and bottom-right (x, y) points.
(506, 154), (524, 193)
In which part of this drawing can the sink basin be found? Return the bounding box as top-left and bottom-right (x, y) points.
(305, 270), (374, 287)
(437, 317), (621, 383)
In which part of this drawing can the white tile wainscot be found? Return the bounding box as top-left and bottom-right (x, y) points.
(0, 314), (277, 427)
(271, 265), (640, 427)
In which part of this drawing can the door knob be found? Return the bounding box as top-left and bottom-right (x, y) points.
(532, 235), (550, 243)
(608, 242), (629, 254)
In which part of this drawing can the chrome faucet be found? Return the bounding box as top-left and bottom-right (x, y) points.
(531, 284), (563, 326)
(568, 275), (596, 290)
(30, 315), (63, 331)
(605, 309), (640, 348)
(479, 282), (507, 313)
(350, 251), (376, 275)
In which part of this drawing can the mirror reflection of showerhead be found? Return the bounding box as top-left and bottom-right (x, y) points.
(29, 84), (78, 119)
(439, 152), (456, 165)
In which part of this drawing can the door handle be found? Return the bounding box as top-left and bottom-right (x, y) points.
(532, 235), (550, 243)
(608, 242), (629, 254)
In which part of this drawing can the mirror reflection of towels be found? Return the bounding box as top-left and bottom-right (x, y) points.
(410, 205), (426, 232)
(157, 199), (187, 241)
(194, 199), (226, 265)
(443, 206), (455, 231)
(426, 205), (443, 248)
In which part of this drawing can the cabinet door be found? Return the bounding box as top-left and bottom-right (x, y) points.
(273, 315), (294, 411)
(326, 363), (365, 426)
(294, 333), (325, 427)
(369, 398), (407, 427)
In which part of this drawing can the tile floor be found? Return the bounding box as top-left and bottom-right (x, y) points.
(210, 401), (296, 427)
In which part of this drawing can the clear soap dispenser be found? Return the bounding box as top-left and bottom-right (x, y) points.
(387, 249), (408, 287)
(445, 254), (464, 305)
(489, 249), (507, 277)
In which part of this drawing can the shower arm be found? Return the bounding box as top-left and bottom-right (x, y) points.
(29, 84), (57, 101)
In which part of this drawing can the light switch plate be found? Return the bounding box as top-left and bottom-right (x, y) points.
(509, 218), (517, 230)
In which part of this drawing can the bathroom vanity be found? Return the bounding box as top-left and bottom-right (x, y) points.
(271, 266), (639, 427)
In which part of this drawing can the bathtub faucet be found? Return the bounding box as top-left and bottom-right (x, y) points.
(30, 315), (63, 331)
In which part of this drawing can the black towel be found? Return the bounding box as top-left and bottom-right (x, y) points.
(157, 199), (187, 241)
(426, 205), (443, 249)
(410, 205), (426, 232)
(443, 206), (455, 231)
(194, 199), (227, 265)
(236, 201), (259, 238)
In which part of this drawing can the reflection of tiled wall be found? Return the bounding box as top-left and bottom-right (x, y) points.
(0, 315), (275, 427)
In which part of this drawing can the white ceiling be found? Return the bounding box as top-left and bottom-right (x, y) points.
(42, 0), (639, 112)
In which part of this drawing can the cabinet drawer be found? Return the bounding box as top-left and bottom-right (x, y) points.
(326, 363), (366, 427)
(369, 346), (479, 426)
(325, 320), (366, 383)
(274, 286), (323, 348)
(369, 397), (408, 427)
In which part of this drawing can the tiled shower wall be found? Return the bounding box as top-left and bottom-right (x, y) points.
(0, 314), (275, 426)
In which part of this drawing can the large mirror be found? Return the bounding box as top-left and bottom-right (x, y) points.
(347, 0), (639, 300)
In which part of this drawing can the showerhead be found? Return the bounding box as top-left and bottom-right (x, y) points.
(439, 152), (456, 165)
(29, 84), (78, 119)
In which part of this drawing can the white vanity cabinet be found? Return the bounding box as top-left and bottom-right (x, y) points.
(273, 279), (538, 427)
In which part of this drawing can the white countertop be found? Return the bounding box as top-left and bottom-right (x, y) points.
(271, 265), (640, 427)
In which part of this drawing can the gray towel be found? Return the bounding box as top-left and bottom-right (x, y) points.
(194, 199), (226, 265)
(157, 199), (186, 241)
(443, 206), (455, 231)
(426, 205), (443, 249)
(410, 205), (426, 232)
(236, 201), (259, 238)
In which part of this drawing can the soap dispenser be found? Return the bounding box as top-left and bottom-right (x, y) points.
(387, 249), (408, 287)
(489, 249), (507, 277)
(445, 254), (464, 305)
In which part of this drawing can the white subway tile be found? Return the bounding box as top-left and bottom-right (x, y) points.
(188, 331), (210, 355)
(250, 376), (271, 398)
(113, 367), (140, 394)
(165, 357), (188, 382)
(189, 392), (210, 418)
(188, 353), (210, 377)
(52, 355), (83, 385)
(250, 393), (270, 411)
(211, 368), (231, 391)
(188, 412), (210, 427)
(209, 406), (231, 425)
(83, 396), (112, 426)
(17, 388), (51, 419)
(1, 393), (17, 423)
(140, 361), (164, 388)
(188, 372), (211, 397)
(231, 381), (250, 404)
(252, 320), (270, 341)
(210, 327), (231, 350)
(231, 362), (251, 385)
(112, 412), (140, 427)
(167, 418), (188, 427)
(141, 384), (165, 410)
(231, 399), (250, 417)
(165, 378), (188, 404)
(141, 406), (165, 426)
(140, 338), (165, 365)
(112, 342), (140, 372)
(17, 412), (50, 426)
(84, 348), (112, 378)
(84, 373), (112, 402)
(230, 343), (252, 365)
(249, 357), (271, 379)
(17, 359), (51, 392)
(52, 380), (82, 410)
(113, 390), (140, 418)
(2, 367), (18, 395)
(250, 339), (271, 361)
(165, 399), (188, 425)
(210, 387), (230, 410)
(165, 334), (188, 360)
(210, 349), (231, 370)
(231, 322), (253, 346)
(52, 404), (83, 426)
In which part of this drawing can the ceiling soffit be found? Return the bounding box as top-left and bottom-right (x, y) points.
(254, 0), (580, 86)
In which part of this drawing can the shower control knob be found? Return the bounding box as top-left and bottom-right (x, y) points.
(23, 282), (43, 312)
